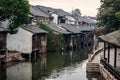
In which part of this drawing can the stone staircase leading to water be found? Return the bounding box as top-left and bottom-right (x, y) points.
(86, 63), (99, 72)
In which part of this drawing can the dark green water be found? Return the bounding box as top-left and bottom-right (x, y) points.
(0, 47), (105, 80)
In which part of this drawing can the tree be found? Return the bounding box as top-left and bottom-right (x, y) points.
(115, 11), (120, 21)
(97, 0), (120, 32)
(72, 9), (81, 18)
(0, 0), (30, 34)
(37, 23), (63, 51)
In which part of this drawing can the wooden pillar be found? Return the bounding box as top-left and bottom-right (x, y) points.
(0, 60), (1, 69)
(104, 42), (106, 59)
(114, 46), (117, 67)
(29, 54), (31, 61)
(71, 35), (73, 50)
(34, 51), (36, 60)
(107, 43), (110, 63)
(62, 35), (65, 51)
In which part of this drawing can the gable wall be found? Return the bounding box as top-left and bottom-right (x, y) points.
(51, 13), (58, 24)
(7, 27), (33, 53)
(66, 16), (76, 24)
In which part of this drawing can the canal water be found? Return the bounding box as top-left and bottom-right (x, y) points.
(0, 47), (105, 80)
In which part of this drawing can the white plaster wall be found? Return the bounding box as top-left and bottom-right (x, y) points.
(0, 20), (10, 28)
(66, 16), (76, 24)
(7, 27), (33, 53)
(51, 13), (58, 24)
(7, 33), (20, 52)
(19, 27), (33, 53)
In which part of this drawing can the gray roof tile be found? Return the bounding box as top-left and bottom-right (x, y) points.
(78, 26), (94, 31)
(36, 5), (55, 15)
(99, 30), (120, 47)
(54, 9), (71, 16)
(59, 24), (81, 34)
(36, 5), (71, 17)
(73, 16), (97, 24)
(81, 17), (96, 23)
(22, 24), (48, 34)
(0, 27), (9, 32)
(47, 23), (70, 34)
(30, 6), (49, 17)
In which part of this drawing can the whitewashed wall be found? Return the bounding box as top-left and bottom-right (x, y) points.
(66, 16), (76, 24)
(7, 27), (33, 53)
(0, 20), (33, 53)
(51, 13), (58, 24)
(0, 20), (9, 28)
(7, 62), (32, 80)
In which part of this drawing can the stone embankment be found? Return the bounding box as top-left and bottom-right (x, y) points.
(87, 43), (117, 80)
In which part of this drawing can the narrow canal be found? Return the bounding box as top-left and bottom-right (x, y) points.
(0, 47), (105, 80)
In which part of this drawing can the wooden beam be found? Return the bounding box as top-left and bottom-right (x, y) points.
(114, 46), (117, 67)
(0, 60), (1, 69)
(107, 43), (110, 63)
(104, 42), (106, 59)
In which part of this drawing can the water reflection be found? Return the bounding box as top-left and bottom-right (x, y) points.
(0, 62), (32, 80)
(7, 62), (32, 80)
(0, 47), (104, 80)
(0, 65), (6, 80)
(87, 72), (105, 80)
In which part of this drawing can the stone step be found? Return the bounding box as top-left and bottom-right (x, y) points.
(87, 67), (99, 69)
(87, 63), (99, 66)
(86, 63), (100, 72)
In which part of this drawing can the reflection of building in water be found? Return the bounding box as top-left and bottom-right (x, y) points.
(40, 54), (47, 69)
(0, 66), (6, 80)
(32, 54), (47, 80)
(70, 51), (73, 62)
(86, 72), (105, 80)
(6, 62), (32, 80)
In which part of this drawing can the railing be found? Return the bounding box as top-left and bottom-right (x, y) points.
(100, 58), (120, 80)
(88, 47), (103, 62)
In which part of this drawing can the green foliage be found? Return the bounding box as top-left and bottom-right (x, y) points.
(0, 0), (30, 34)
(47, 32), (63, 51)
(115, 11), (120, 21)
(72, 8), (81, 18)
(37, 23), (63, 51)
(37, 22), (51, 32)
(97, 0), (120, 31)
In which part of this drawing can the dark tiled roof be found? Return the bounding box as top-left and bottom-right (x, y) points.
(99, 30), (120, 47)
(78, 26), (94, 31)
(81, 17), (97, 24)
(73, 16), (97, 24)
(54, 9), (71, 16)
(36, 5), (55, 15)
(47, 23), (70, 34)
(35, 5), (71, 17)
(36, 5), (71, 17)
(0, 27), (9, 32)
(30, 6), (49, 17)
(21, 24), (48, 34)
(59, 24), (81, 34)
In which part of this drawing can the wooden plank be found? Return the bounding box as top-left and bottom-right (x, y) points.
(108, 43), (110, 63)
(114, 46), (117, 67)
(104, 42), (106, 59)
